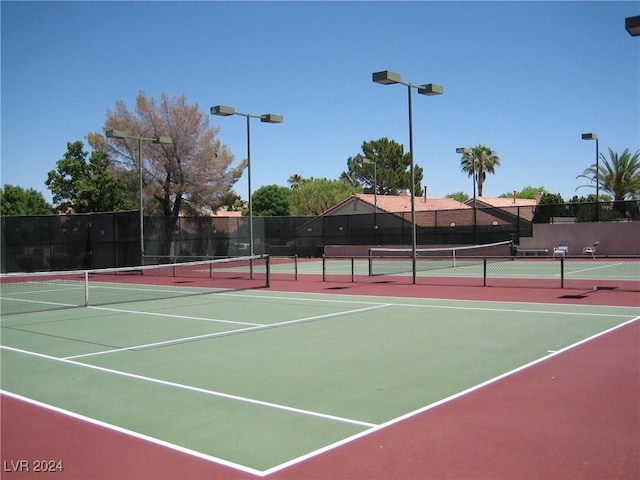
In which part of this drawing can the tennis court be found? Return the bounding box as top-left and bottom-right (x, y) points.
(1, 258), (638, 477)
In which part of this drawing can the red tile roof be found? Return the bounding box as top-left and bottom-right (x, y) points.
(342, 194), (470, 213)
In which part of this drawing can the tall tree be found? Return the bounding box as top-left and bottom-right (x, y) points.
(343, 138), (423, 196)
(89, 92), (244, 217)
(577, 148), (640, 201)
(0, 185), (52, 215)
(45, 141), (135, 213)
(289, 178), (361, 216)
(459, 144), (501, 197)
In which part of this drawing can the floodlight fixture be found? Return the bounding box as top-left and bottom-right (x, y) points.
(261, 114), (283, 124)
(418, 84), (444, 96)
(372, 70), (402, 85)
(211, 105), (236, 116)
(105, 129), (128, 139)
(626, 15), (640, 36)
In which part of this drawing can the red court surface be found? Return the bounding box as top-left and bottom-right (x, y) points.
(2, 278), (638, 480)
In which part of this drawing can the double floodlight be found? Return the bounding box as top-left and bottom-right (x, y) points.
(372, 70), (444, 96)
(210, 105), (283, 124)
(106, 129), (173, 144)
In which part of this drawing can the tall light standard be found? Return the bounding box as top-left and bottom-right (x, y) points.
(105, 129), (173, 264)
(581, 132), (599, 221)
(373, 70), (443, 284)
(456, 147), (476, 242)
(211, 105), (283, 256)
(361, 159), (378, 213)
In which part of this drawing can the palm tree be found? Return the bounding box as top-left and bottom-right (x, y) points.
(460, 145), (501, 197)
(287, 174), (304, 189)
(577, 148), (640, 201)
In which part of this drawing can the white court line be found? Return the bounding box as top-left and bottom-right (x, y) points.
(1, 344), (377, 429)
(219, 291), (635, 318)
(64, 303), (392, 360)
(563, 261), (628, 276)
(89, 306), (262, 326)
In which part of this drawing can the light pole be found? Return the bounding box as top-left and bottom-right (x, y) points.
(211, 105), (283, 256)
(456, 147), (476, 242)
(105, 129), (173, 264)
(373, 70), (443, 284)
(581, 132), (599, 221)
(361, 159), (378, 213)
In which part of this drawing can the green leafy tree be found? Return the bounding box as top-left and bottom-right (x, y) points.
(459, 144), (501, 197)
(251, 185), (291, 216)
(499, 186), (547, 199)
(45, 141), (135, 213)
(343, 138), (423, 196)
(532, 192), (571, 223)
(289, 178), (361, 216)
(0, 185), (52, 215)
(445, 191), (469, 202)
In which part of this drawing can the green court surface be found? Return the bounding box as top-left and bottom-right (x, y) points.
(1, 288), (638, 475)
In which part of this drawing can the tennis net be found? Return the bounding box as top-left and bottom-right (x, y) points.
(0, 254), (270, 316)
(368, 241), (513, 276)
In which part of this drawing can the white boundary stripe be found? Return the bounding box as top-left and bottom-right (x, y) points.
(564, 262), (628, 276)
(64, 303), (392, 360)
(1, 345), (377, 429)
(0, 389), (264, 477)
(219, 291), (635, 318)
(260, 315), (640, 476)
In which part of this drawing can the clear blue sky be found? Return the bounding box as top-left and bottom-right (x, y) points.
(2, 1), (639, 204)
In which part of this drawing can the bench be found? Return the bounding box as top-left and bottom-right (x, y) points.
(516, 247), (549, 257)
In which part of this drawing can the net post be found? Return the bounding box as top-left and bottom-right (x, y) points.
(483, 257), (487, 286)
(84, 270), (89, 306)
(560, 257), (564, 288)
(368, 249), (373, 276)
(250, 257), (254, 280)
(294, 254), (298, 281)
(452, 249), (457, 268)
(351, 256), (355, 283)
(210, 261), (213, 278)
(265, 254), (270, 288)
(322, 254), (326, 282)
(412, 256), (416, 285)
